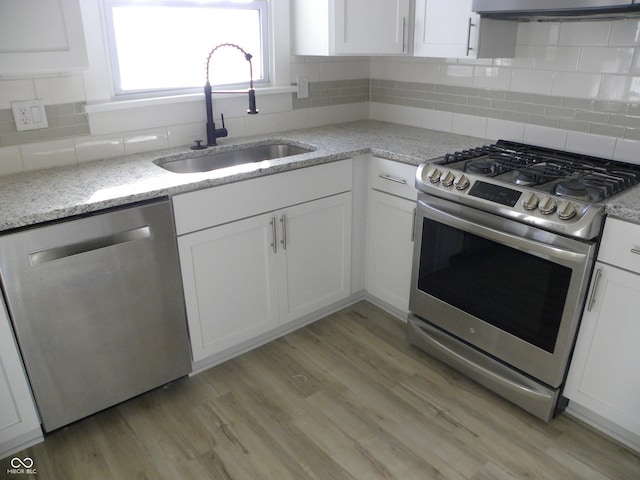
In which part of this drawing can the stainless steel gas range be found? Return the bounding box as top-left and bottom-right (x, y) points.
(407, 140), (640, 421)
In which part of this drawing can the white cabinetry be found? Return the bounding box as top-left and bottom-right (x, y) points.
(173, 161), (352, 365)
(0, 298), (42, 459)
(0, 0), (88, 74)
(366, 158), (417, 315)
(413, 0), (516, 58)
(292, 0), (410, 56)
(565, 217), (640, 452)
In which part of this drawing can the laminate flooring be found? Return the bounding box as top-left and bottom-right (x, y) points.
(3, 301), (639, 479)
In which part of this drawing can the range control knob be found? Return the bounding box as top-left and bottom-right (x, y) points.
(521, 192), (539, 211)
(557, 201), (577, 220)
(441, 171), (455, 187)
(426, 167), (441, 183)
(538, 196), (557, 215)
(454, 174), (470, 191)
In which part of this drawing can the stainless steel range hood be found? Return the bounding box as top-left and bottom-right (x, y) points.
(472, 0), (640, 20)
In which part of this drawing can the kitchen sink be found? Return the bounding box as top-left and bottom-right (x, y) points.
(155, 142), (315, 174)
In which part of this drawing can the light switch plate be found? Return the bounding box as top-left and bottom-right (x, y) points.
(12, 99), (48, 131)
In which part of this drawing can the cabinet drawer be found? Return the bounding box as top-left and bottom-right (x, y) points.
(173, 159), (352, 235)
(598, 217), (640, 273)
(370, 157), (418, 200)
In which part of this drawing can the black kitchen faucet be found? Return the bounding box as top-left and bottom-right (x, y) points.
(203, 43), (258, 147)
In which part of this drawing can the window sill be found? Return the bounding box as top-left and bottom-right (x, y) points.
(84, 86), (297, 113)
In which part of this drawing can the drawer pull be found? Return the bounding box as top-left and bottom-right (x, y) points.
(379, 174), (407, 185)
(631, 248), (640, 256)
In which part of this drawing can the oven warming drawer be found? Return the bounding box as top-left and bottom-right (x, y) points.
(407, 315), (560, 422)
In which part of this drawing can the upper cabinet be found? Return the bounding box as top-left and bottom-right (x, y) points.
(0, 0), (88, 75)
(414, 0), (517, 58)
(292, 0), (411, 56)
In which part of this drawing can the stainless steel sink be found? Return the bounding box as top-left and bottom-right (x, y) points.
(156, 143), (314, 174)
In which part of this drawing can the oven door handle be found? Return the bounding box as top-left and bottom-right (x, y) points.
(418, 195), (591, 265)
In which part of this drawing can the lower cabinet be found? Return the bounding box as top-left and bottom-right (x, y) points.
(366, 190), (416, 313)
(0, 298), (42, 459)
(564, 217), (640, 451)
(179, 192), (352, 362)
(366, 157), (418, 315)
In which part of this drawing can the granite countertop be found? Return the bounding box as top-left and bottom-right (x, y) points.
(0, 120), (638, 232)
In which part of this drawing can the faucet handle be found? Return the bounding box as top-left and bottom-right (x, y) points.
(220, 113), (225, 128)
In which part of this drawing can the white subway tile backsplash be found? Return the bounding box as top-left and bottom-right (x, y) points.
(74, 134), (124, 163)
(559, 22), (611, 47)
(523, 124), (567, 150)
(517, 22), (560, 46)
(566, 131), (616, 158)
(167, 123), (206, 149)
(599, 75), (640, 101)
(552, 72), (601, 99)
(0, 145), (23, 175)
(440, 65), (474, 87)
(123, 129), (169, 155)
(451, 113), (486, 138)
(473, 67), (511, 90)
(614, 137), (640, 164)
(34, 74), (86, 105)
(422, 109), (453, 132)
(579, 47), (634, 74)
(0, 79), (36, 109)
(20, 138), (77, 171)
(609, 19), (640, 46)
(485, 118), (525, 143)
(534, 46), (581, 72)
(511, 69), (553, 95)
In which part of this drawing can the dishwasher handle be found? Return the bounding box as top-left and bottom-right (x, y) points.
(29, 226), (151, 266)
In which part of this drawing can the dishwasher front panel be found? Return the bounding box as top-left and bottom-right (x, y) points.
(0, 199), (191, 432)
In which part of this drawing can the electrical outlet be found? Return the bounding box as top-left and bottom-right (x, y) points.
(297, 76), (309, 99)
(11, 100), (48, 131)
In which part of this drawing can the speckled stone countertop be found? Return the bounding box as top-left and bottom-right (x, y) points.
(0, 120), (638, 232)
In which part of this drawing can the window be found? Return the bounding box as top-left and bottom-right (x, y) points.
(104, 0), (268, 97)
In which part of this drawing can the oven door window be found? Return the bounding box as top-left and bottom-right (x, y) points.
(418, 218), (572, 353)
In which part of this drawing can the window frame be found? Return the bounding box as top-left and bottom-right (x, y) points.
(102, 0), (270, 99)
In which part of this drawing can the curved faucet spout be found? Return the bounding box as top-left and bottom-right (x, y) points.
(204, 43), (259, 146)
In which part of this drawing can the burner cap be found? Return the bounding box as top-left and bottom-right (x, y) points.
(466, 159), (494, 175)
(556, 179), (589, 199)
(515, 171), (536, 186)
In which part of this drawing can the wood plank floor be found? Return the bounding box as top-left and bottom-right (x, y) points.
(3, 301), (639, 479)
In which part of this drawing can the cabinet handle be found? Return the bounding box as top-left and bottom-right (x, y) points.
(402, 17), (407, 53)
(466, 17), (475, 56)
(280, 214), (287, 250)
(586, 268), (602, 312)
(631, 248), (640, 255)
(411, 207), (417, 242)
(270, 217), (277, 253)
(379, 173), (407, 184)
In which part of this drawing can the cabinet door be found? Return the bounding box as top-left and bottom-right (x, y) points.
(414, 0), (516, 58)
(277, 193), (352, 323)
(334, 0), (410, 55)
(0, 299), (41, 458)
(565, 263), (640, 438)
(0, 0), (88, 74)
(178, 214), (279, 361)
(366, 190), (416, 313)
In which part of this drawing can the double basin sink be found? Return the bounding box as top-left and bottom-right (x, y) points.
(155, 142), (315, 174)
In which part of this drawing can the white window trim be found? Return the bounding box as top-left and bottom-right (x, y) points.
(80, 0), (291, 110)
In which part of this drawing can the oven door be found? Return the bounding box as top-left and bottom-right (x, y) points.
(409, 193), (597, 389)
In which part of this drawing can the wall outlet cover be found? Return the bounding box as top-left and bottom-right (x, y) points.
(11, 99), (48, 131)
(297, 76), (309, 99)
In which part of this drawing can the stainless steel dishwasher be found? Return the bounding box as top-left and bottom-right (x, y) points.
(0, 198), (191, 432)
